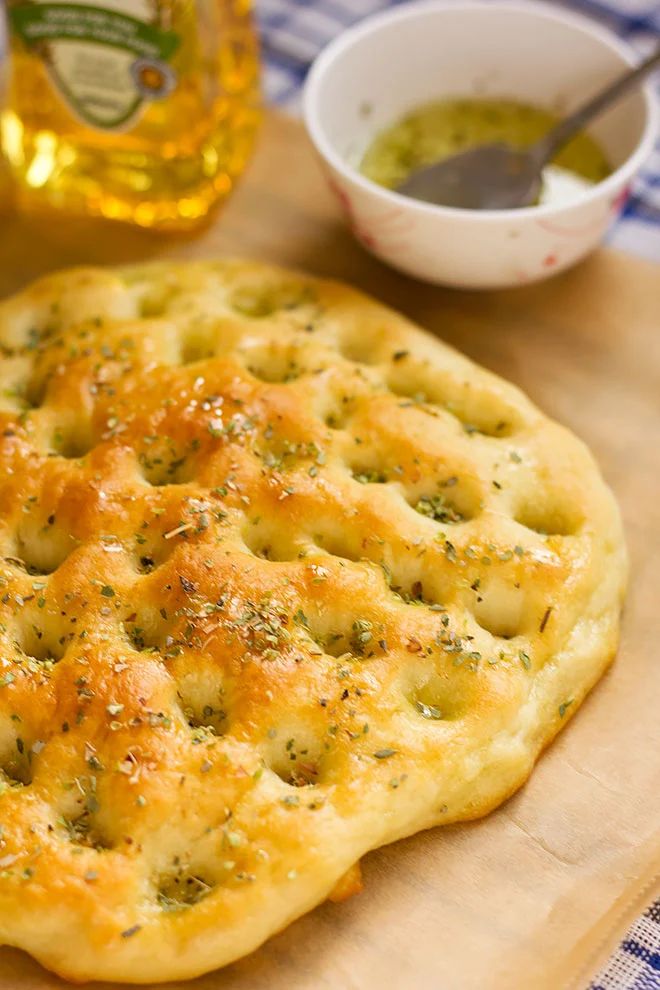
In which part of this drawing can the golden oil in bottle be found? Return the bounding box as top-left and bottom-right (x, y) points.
(1, 1), (261, 230)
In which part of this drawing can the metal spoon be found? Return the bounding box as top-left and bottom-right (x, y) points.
(396, 47), (660, 210)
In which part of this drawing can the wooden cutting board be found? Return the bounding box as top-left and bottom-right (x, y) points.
(0, 112), (658, 990)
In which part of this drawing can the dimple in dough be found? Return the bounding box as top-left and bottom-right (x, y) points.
(0, 261), (626, 983)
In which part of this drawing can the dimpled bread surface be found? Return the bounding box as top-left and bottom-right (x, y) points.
(0, 260), (626, 983)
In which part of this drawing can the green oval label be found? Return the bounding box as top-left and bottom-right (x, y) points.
(9, 2), (181, 130)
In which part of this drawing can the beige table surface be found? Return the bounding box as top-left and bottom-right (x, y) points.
(0, 112), (658, 990)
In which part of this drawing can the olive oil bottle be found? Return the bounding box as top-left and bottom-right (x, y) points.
(1, 1), (260, 229)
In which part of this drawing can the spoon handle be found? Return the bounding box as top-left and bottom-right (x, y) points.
(531, 45), (660, 166)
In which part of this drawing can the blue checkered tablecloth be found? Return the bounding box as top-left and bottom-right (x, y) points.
(256, 5), (660, 990)
(256, 0), (660, 262)
(589, 899), (660, 990)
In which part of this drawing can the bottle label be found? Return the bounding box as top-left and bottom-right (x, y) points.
(9, 1), (181, 131)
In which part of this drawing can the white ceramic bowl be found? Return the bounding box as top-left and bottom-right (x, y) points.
(303, 0), (657, 289)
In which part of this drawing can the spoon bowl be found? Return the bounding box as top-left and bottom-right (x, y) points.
(397, 143), (542, 210)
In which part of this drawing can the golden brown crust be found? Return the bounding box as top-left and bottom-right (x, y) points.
(0, 260), (626, 983)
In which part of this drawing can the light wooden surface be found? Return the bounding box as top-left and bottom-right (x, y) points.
(0, 112), (658, 990)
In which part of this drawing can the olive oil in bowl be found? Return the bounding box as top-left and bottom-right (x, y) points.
(361, 98), (611, 207)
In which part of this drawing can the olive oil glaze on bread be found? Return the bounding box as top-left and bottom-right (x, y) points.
(0, 261), (625, 982)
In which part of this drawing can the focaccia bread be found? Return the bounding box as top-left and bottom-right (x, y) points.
(0, 261), (626, 983)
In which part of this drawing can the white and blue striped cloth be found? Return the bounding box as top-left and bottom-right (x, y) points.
(590, 898), (660, 990)
(256, 0), (660, 261)
(257, 5), (660, 989)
